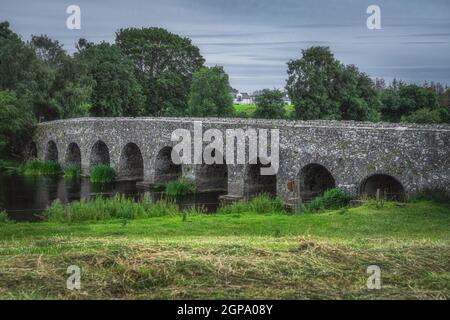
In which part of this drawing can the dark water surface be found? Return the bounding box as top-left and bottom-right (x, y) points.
(0, 173), (225, 222)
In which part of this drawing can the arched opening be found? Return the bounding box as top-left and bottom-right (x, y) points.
(118, 143), (144, 181)
(65, 143), (81, 169)
(196, 150), (228, 192)
(89, 140), (110, 169)
(154, 146), (181, 184)
(45, 141), (58, 162)
(360, 174), (405, 201)
(298, 164), (335, 201)
(245, 158), (277, 197)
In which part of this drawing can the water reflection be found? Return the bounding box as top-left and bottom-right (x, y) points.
(0, 173), (225, 222)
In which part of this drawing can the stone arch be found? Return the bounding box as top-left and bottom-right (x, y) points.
(45, 140), (58, 162)
(298, 163), (335, 201)
(89, 140), (110, 169)
(118, 142), (144, 181)
(65, 142), (81, 169)
(154, 146), (182, 184)
(245, 157), (277, 197)
(196, 150), (228, 192)
(360, 174), (405, 201)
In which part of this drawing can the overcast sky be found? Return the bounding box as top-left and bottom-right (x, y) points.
(1, 0), (450, 92)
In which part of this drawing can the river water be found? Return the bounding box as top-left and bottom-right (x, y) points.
(0, 173), (225, 222)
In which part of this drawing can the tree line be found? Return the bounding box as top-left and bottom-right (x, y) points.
(1, 21), (449, 159)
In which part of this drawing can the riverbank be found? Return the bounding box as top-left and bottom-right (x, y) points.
(0, 200), (449, 299)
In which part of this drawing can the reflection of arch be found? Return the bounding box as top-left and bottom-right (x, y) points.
(154, 146), (181, 184)
(65, 143), (81, 169)
(196, 150), (228, 192)
(360, 174), (405, 201)
(245, 158), (277, 197)
(118, 143), (144, 180)
(89, 140), (110, 169)
(45, 141), (58, 162)
(298, 163), (335, 201)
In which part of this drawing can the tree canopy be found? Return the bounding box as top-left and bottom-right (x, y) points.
(254, 89), (285, 119)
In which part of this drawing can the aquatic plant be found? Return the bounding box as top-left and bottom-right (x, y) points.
(89, 164), (116, 183)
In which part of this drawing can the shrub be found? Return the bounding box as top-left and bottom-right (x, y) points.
(0, 211), (11, 223)
(410, 188), (450, 204)
(19, 160), (61, 176)
(90, 164), (115, 183)
(303, 188), (352, 213)
(165, 177), (195, 196)
(64, 164), (80, 178)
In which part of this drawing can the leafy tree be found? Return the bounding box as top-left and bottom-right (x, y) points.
(116, 27), (204, 116)
(401, 108), (442, 124)
(286, 46), (380, 121)
(187, 66), (234, 117)
(254, 89), (285, 119)
(0, 90), (34, 158)
(74, 42), (145, 117)
(380, 84), (439, 122)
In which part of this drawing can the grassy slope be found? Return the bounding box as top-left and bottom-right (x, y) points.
(0, 201), (449, 299)
(234, 104), (295, 117)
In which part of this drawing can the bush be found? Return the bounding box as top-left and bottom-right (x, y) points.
(218, 194), (287, 215)
(0, 211), (11, 223)
(165, 177), (196, 196)
(44, 195), (179, 223)
(303, 188), (352, 213)
(410, 188), (450, 204)
(90, 164), (115, 183)
(64, 164), (80, 178)
(19, 160), (61, 176)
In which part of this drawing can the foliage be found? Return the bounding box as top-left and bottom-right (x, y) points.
(74, 41), (145, 117)
(0, 210), (11, 223)
(410, 188), (450, 204)
(44, 196), (179, 223)
(63, 164), (80, 178)
(116, 27), (204, 116)
(89, 164), (116, 183)
(0, 90), (34, 157)
(187, 66), (234, 117)
(401, 107), (443, 124)
(165, 177), (196, 196)
(380, 84), (440, 123)
(253, 89), (285, 119)
(19, 160), (61, 176)
(286, 46), (380, 121)
(303, 188), (352, 213)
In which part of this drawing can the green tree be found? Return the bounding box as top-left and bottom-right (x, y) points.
(0, 90), (34, 157)
(286, 46), (380, 121)
(187, 66), (234, 117)
(254, 89), (285, 119)
(75, 41), (145, 117)
(380, 84), (439, 122)
(401, 108), (442, 124)
(115, 27), (204, 116)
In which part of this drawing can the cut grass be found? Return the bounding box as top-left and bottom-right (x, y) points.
(0, 200), (448, 299)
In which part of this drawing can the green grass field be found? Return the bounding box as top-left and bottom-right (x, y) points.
(234, 104), (295, 118)
(0, 200), (449, 299)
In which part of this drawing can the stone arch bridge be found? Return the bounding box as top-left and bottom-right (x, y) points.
(33, 117), (450, 202)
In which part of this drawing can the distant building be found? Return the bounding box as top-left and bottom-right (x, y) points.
(233, 92), (253, 105)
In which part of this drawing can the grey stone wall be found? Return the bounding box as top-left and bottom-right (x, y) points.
(33, 117), (450, 201)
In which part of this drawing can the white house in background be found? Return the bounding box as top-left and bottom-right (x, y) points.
(233, 92), (253, 105)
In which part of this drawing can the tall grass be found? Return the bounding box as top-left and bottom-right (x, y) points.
(410, 188), (450, 204)
(90, 164), (115, 183)
(19, 160), (61, 176)
(165, 177), (195, 196)
(0, 211), (11, 223)
(218, 194), (287, 215)
(44, 195), (179, 223)
(303, 188), (352, 213)
(64, 164), (80, 178)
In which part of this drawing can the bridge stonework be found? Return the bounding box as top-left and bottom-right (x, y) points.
(33, 117), (450, 202)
